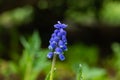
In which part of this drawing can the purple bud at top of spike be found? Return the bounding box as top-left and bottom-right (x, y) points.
(54, 21), (67, 29)
(58, 21), (61, 24)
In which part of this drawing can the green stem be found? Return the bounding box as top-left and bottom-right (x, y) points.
(23, 56), (33, 80)
(23, 62), (32, 80)
(50, 54), (57, 80)
(77, 64), (82, 80)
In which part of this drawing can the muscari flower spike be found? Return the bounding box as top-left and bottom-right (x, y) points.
(47, 21), (68, 61)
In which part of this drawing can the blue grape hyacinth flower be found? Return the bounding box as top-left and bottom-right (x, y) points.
(47, 21), (68, 61)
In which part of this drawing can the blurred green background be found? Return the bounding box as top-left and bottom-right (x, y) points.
(0, 0), (120, 80)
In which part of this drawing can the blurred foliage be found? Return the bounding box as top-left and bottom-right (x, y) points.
(66, 44), (108, 80)
(66, 43), (99, 66)
(66, 10), (95, 25)
(111, 43), (120, 80)
(0, 0), (120, 26)
(66, 0), (120, 26)
(0, 31), (49, 80)
(0, 60), (18, 80)
(112, 43), (120, 70)
(71, 62), (108, 80)
(19, 31), (49, 80)
(76, 64), (83, 80)
(66, 0), (95, 25)
(55, 61), (108, 80)
(38, 0), (48, 9)
(51, 43), (108, 80)
(101, 1), (120, 26)
(45, 71), (50, 80)
(0, 0), (120, 80)
(37, 0), (64, 9)
(0, 6), (33, 27)
(67, 0), (94, 8)
(82, 64), (107, 80)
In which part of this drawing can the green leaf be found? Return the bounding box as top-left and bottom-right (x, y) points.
(20, 36), (30, 49)
(28, 31), (41, 52)
(45, 71), (51, 80)
(76, 64), (83, 80)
